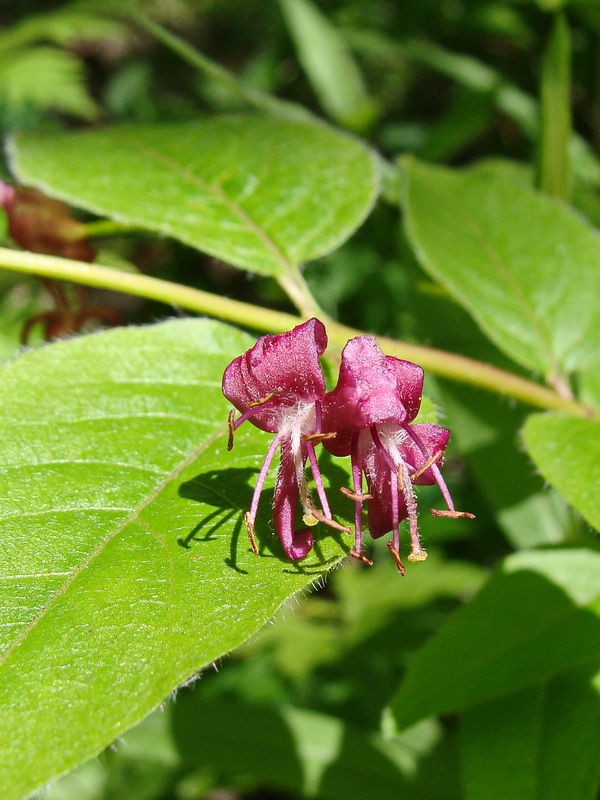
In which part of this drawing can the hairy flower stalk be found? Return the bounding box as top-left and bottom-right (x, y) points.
(222, 318), (347, 560)
(323, 335), (474, 573)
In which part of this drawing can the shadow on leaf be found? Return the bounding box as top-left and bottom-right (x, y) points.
(178, 454), (352, 573)
(178, 467), (258, 573)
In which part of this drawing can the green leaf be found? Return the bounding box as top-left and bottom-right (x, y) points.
(279, 0), (377, 131)
(460, 666), (600, 800)
(401, 157), (600, 377)
(173, 695), (444, 800)
(537, 13), (571, 200)
(0, 319), (347, 800)
(390, 549), (600, 731)
(0, 7), (127, 53)
(8, 116), (379, 277)
(461, 684), (545, 800)
(0, 46), (99, 120)
(438, 383), (569, 548)
(523, 413), (600, 531)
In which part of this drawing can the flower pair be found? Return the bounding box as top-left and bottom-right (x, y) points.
(222, 319), (473, 572)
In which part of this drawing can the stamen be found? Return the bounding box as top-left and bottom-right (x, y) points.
(244, 512), (260, 556)
(351, 432), (366, 556)
(248, 388), (282, 408)
(387, 542), (406, 575)
(303, 432), (336, 442)
(397, 467), (404, 492)
(370, 425), (397, 470)
(431, 509), (476, 519)
(227, 409), (236, 451)
(390, 463), (401, 552)
(246, 432), (284, 539)
(228, 389), (284, 441)
(306, 439), (332, 519)
(370, 425), (403, 552)
(339, 486), (372, 501)
(349, 549), (374, 566)
(411, 450), (443, 481)
(399, 461), (427, 562)
(309, 508), (353, 535)
(403, 423), (456, 512)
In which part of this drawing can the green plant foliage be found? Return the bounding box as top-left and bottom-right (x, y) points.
(173, 697), (435, 800)
(8, 115), (379, 276)
(537, 13), (571, 199)
(390, 549), (600, 731)
(438, 383), (569, 548)
(460, 666), (600, 800)
(0, 7), (127, 52)
(0, 318), (347, 800)
(278, 0), (377, 131)
(402, 157), (600, 378)
(0, 2), (127, 122)
(3, 1), (600, 797)
(523, 413), (600, 530)
(0, 46), (99, 120)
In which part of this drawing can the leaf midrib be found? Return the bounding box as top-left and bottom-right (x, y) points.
(116, 130), (294, 275)
(460, 209), (560, 376)
(0, 422), (227, 668)
(408, 169), (562, 376)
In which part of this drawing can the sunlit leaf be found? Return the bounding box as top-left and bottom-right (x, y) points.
(9, 116), (379, 276)
(0, 46), (99, 119)
(402, 158), (600, 377)
(0, 319), (347, 800)
(523, 413), (600, 531)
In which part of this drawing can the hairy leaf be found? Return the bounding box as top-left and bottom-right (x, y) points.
(523, 413), (600, 531)
(8, 116), (379, 276)
(402, 158), (600, 377)
(0, 319), (347, 800)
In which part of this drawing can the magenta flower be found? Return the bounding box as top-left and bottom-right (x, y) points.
(222, 318), (347, 560)
(322, 335), (474, 573)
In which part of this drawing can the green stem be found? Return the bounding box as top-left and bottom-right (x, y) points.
(277, 266), (330, 322)
(0, 246), (594, 418)
(127, 8), (312, 123)
(82, 220), (139, 238)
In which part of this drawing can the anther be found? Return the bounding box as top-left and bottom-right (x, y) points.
(387, 542), (406, 575)
(303, 432), (337, 443)
(302, 512), (320, 527)
(227, 409), (236, 451)
(340, 486), (372, 502)
(248, 388), (281, 408)
(411, 450), (443, 481)
(309, 508), (353, 535)
(349, 548), (374, 566)
(244, 511), (260, 556)
(397, 467), (405, 492)
(430, 509), (476, 519)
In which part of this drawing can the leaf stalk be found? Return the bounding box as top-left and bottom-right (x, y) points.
(0, 245), (594, 418)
